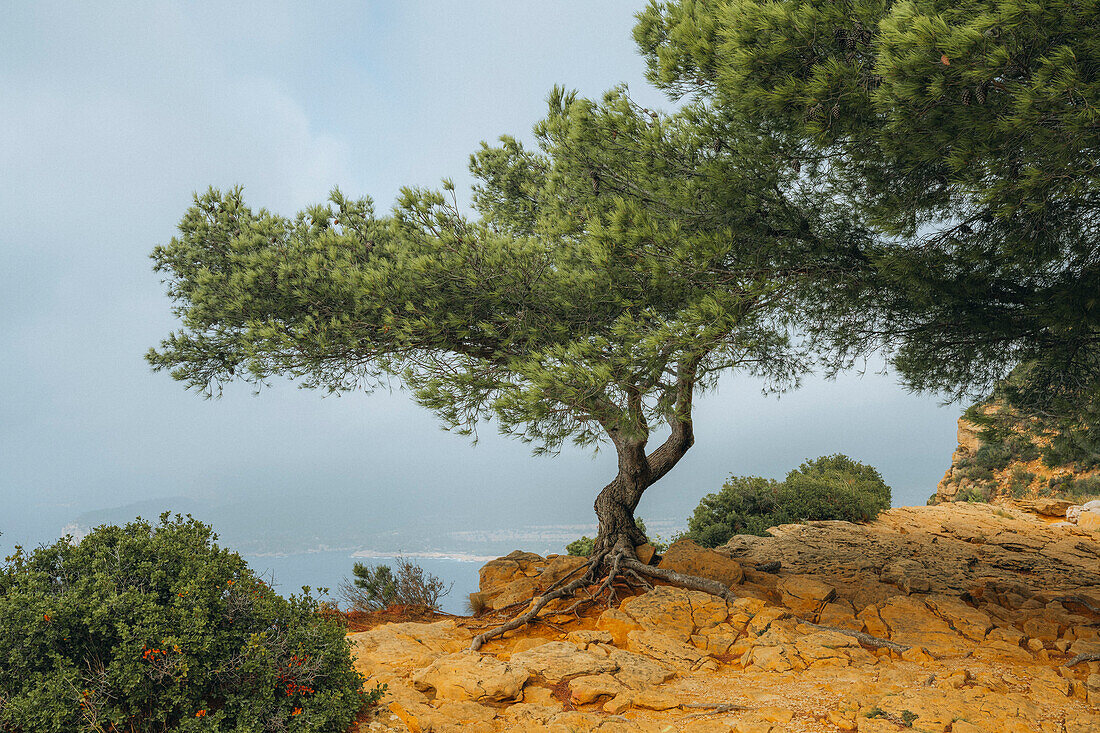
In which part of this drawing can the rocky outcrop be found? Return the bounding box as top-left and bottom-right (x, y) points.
(935, 406), (1100, 505)
(353, 504), (1100, 733)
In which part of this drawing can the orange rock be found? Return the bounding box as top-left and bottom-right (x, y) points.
(597, 607), (644, 648)
(658, 539), (744, 587)
(777, 575), (836, 617)
(1079, 510), (1100, 532)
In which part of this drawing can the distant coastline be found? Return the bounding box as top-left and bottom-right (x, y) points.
(350, 549), (500, 562)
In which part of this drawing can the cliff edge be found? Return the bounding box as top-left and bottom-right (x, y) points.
(349, 503), (1100, 733)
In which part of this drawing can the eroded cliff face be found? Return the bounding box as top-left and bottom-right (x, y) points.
(935, 407), (1099, 506)
(349, 504), (1100, 733)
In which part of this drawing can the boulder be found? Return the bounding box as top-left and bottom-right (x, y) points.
(607, 648), (676, 689)
(411, 651), (530, 702)
(509, 641), (618, 682)
(568, 674), (625, 704)
(777, 575), (836, 617)
(879, 558), (931, 594)
(923, 595), (993, 642)
(1080, 510), (1100, 532)
(627, 629), (715, 670)
(1018, 498), (1075, 517)
(657, 539), (744, 587)
(877, 596), (966, 657)
(596, 607), (644, 647)
(619, 585), (729, 641)
(349, 620), (471, 675)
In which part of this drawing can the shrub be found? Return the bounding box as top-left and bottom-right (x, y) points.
(0, 514), (374, 733)
(956, 484), (992, 503)
(338, 557), (451, 613)
(684, 455), (892, 547)
(1006, 467), (1036, 498)
(565, 517), (666, 557)
(565, 536), (595, 557)
(1044, 474), (1100, 500)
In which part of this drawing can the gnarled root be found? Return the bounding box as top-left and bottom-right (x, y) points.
(621, 557), (738, 603)
(467, 541), (740, 651)
(468, 550), (610, 651)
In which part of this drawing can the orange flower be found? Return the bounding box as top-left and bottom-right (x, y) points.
(43, 613), (51, 622)
(195, 710), (206, 717)
(291, 707), (302, 716)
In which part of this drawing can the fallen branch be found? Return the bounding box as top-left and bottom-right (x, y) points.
(681, 702), (751, 720)
(798, 621), (911, 654)
(1066, 652), (1100, 667)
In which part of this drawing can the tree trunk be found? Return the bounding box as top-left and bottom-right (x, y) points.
(592, 412), (694, 557)
(593, 472), (650, 556)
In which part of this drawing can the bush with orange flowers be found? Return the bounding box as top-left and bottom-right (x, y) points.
(0, 514), (382, 731)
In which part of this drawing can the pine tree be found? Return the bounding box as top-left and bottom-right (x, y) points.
(150, 88), (857, 646)
(636, 0), (1100, 415)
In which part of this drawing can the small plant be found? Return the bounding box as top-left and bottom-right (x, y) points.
(1006, 466), (1035, 498)
(566, 517), (665, 557)
(339, 557), (451, 613)
(956, 484), (992, 503)
(865, 707), (887, 719)
(901, 710), (918, 727)
(0, 514), (373, 733)
(465, 591), (489, 616)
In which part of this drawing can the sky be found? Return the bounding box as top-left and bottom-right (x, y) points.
(0, 1), (963, 558)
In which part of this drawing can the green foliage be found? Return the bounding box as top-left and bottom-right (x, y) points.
(685, 455), (891, 547)
(342, 563), (396, 611)
(566, 536), (596, 558)
(566, 518), (666, 557)
(956, 485), (993, 503)
(0, 514), (371, 733)
(338, 558), (451, 613)
(1044, 474), (1100, 501)
(1006, 467), (1036, 498)
(636, 1), (1100, 411)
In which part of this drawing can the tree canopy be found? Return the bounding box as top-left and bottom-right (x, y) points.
(635, 0), (1100, 415)
(150, 88), (859, 560)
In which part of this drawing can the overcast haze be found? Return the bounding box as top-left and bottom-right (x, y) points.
(1, 2), (962, 559)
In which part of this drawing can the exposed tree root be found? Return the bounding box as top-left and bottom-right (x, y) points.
(468, 545), (742, 651)
(1066, 651), (1100, 667)
(468, 546), (908, 656)
(621, 557), (739, 603)
(469, 550), (610, 651)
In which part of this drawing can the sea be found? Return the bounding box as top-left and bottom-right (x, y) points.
(242, 550), (487, 615)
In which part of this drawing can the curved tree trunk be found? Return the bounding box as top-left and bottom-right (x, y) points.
(592, 390), (695, 558)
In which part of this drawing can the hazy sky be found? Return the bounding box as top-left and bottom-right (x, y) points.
(1, 1), (963, 556)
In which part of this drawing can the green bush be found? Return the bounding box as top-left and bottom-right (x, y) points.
(565, 536), (595, 557)
(684, 455), (892, 547)
(956, 484), (993, 503)
(1044, 474), (1100, 500)
(0, 514), (376, 732)
(338, 557), (451, 612)
(1006, 467), (1036, 498)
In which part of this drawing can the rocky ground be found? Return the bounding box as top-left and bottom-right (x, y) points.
(348, 503), (1100, 733)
